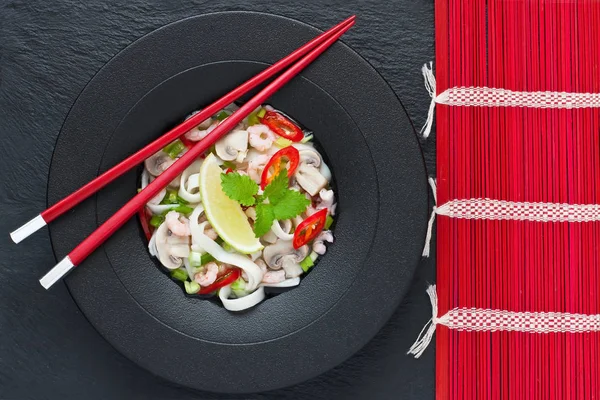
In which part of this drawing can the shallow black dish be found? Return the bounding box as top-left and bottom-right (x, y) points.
(47, 12), (427, 393)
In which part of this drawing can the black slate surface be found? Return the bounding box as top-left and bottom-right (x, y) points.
(0, 1), (436, 399)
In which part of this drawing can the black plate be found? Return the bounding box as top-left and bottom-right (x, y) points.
(47, 12), (428, 393)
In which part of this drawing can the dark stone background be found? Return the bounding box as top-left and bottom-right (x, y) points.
(0, 1), (435, 399)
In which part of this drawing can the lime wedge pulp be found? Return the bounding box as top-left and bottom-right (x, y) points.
(199, 153), (263, 254)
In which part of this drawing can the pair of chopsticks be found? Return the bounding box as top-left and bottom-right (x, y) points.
(10, 16), (356, 289)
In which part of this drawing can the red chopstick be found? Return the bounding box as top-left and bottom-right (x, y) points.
(10, 15), (356, 244)
(38, 18), (355, 289)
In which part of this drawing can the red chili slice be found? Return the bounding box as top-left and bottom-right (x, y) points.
(260, 146), (300, 189)
(179, 135), (196, 149)
(259, 111), (304, 142)
(293, 208), (328, 249)
(139, 207), (153, 241)
(198, 267), (241, 294)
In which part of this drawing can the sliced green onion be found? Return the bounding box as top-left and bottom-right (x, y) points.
(300, 255), (315, 272)
(137, 188), (142, 193)
(200, 253), (215, 265)
(188, 251), (203, 268)
(215, 237), (224, 245)
(230, 277), (246, 291)
(222, 160), (237, 170)
(163, 139), (186, 159)
(216, 111), (230, 121)
(274, 137), (292, 148)
(171, 268), (188, 282)
(184, 280), (200, 294)
(300, 134), (313, 143)
(160, 189), (179, 204)
(176, 195), (189, 205)
(149, 214), (165, 228)
(222, 241), (233, 252)
(172, 204), (194, 215)
(247, 111), (260, 126)
(325, 215), (334, 230)
(256, 108), (266, 118)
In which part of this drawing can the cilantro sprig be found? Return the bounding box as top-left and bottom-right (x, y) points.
(221, 169), (310, 237)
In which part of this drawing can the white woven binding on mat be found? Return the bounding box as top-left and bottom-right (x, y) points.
(437, 87), (600, 109)
(442, 309), (600, 333)
(421, 187), (600, 258)
(436, 199), (600, 222)
(419, 62), (600, 138)
(408, 286), (600, 358)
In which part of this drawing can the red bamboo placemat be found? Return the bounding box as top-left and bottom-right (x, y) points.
(411, 1), (600, 399)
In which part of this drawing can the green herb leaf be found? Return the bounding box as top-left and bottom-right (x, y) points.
(220, 172), (258, 206)
(254, 203), (275, 237)
(262, 168), (289, 203)
(222, 160), (237, 170)
(271, 189), (310, 220)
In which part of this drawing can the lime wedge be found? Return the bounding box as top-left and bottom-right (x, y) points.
(199, 153), (263, 254)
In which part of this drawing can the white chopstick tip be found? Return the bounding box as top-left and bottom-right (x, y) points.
(10, 214), (47, 244)
(39, 256), (75, 290)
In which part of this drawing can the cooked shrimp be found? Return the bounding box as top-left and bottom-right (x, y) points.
(194, 262), (219, 287)
(262, 270), (286, 284)
(204, 224), (218, 240)
(165, 211), (191, 237)
(306, 189), (336, 216)
(185, 120), (218, 142)
(313, 230), (334, 255)
(248, 124), (276, 151)
(247, 154), (270, 183)
(256, 259), (268, 275)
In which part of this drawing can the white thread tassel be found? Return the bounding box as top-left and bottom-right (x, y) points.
(408, 285), (439, 358)
(422, 177), (437, 257)
(408, 285), (600, 359)
(421, 62), (436, 139)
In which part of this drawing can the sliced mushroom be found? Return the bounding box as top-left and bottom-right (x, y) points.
(299, 148), (321, 168)
(261, 230), (278, 244)
(293, 143), (332, 181)
(144, 151), (175, 177)
(155, 222), (190, 270)
(263, 240), (309, 278)
(295, 163), (328, 196)
(215, 129), (249, 161)
(167, 174), (181, 190)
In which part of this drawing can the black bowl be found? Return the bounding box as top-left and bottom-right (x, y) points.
(47, 12), (428, 393)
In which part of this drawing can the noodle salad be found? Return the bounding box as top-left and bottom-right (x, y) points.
(139, 104), (335, 311)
